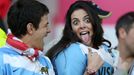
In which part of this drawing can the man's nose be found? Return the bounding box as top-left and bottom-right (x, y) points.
(47, 28), (51, 33)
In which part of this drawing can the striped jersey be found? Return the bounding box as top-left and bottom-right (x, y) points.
(0, 45), (55, 75)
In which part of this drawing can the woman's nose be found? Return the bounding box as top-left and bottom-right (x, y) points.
(80, 22), (86, 29)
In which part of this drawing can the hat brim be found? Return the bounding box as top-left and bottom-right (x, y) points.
(98, 12), (112, 19)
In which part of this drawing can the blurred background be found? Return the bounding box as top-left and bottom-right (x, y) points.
(1, 0), (134, 52)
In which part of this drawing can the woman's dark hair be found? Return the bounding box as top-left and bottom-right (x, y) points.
(46, 1), (111, 59)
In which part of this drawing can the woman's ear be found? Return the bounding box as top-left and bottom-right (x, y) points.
(27, 23), (35, 35)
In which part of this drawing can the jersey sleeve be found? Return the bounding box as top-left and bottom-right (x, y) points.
(54, 43), (87, 75)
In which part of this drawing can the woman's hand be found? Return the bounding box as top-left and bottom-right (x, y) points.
(84, 48), (104, 75)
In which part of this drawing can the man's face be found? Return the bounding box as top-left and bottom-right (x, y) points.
(125, 24), (134, 55)
(31, 14), (50, 50)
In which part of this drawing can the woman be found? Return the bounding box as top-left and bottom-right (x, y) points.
(47, 1), (114, 75)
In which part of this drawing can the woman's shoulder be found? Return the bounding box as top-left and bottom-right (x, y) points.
(55, 42), (86, 60)
(64, 42), (81, 52)
(100, 43), (109, 49)
(68, 42), (80, 48)
(99, 44), (112, 53)
(54, 43), (87, 75)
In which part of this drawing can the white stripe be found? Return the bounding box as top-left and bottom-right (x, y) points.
(5, 43), (23, 54)
(97, 47), (114, 66)
(79, 43), (115, 66)
(79, 43), (88, 55)
(3, 54), (42, 73)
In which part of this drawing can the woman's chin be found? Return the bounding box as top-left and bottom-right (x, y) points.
(82, 41), (91, 46)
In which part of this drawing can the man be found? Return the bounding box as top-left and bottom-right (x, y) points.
(0, 0), (55, 75)
(114, 12), (134, 75)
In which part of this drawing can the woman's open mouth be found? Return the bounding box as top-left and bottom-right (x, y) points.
(80, 31), (91, 44)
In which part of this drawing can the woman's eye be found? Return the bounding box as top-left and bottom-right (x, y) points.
(72, 21), (78, 25)
(84, 18), (90, 23)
